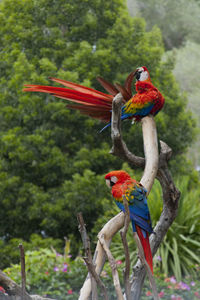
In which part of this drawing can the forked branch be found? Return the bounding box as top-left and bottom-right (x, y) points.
(79, 93), (180, 300)
(77, 212), (108, 300)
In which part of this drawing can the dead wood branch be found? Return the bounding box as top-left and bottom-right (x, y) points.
(77, 213), (108, 300)
(79, 93), (180, 300)
(98, 234), (123, 300)
(120, 195), (131, 300)
(133, 233), (158, 300)
(19, 243), (26, 300)
(79, 212), (124, 300)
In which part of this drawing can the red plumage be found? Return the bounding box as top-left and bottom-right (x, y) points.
(23, 66), (164, 127)
(135, 225), (153, 273)
(24, 78), (113, 122)
(105, 170), (154, 273)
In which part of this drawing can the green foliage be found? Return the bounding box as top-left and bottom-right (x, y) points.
(4, 247), (87, 299)
(155, 177), (200, 281)
(3, 244), (200, 299)
(0, 0), (197, 267)
(95, 177), (200, 281)
(3, 243), (118, 299)
(0, 234), (63, 270)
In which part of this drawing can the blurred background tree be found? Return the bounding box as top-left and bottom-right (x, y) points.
(0, 0), (198, 278)
(127, 0), (200, 49)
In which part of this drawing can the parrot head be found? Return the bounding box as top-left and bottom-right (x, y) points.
(105, 170), (131, 189)
(135, 66), (151, 82)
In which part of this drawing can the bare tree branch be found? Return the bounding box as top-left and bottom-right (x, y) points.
(19, 243), (26, 300)
(140, 116), (159, 194)
(77, 213), (108, 300)
(133, 233), (158, 300)
(79, 92), (181, 300)
(109, 95), (181, 299)
(79, 212), (125, 300)
(120, 195), (131, 300)
(77, 213), (98, 300)
(110, 93), (144, 168)
(98, 234), (124, 300)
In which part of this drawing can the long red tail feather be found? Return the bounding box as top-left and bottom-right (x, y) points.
(135, 225), (153, 274)
(23, 73), (137, 123)
(49, 77), (113, 99)
(23, 79), (114, 122)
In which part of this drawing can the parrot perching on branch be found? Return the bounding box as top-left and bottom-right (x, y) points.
(105, 170), (154, 273)
(24, 66), (165, 131)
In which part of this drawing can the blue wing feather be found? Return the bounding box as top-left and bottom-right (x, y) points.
(115, 201), (153, 234)
(115, 182), (153, 235)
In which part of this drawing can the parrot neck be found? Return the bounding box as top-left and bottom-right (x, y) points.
(135, 80), (154, 93)
(112, 183), (124, 200)
(111, 176), (133, 200)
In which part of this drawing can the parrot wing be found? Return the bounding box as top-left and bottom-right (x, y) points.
(24, 71), (137, 126)
(115, 180), (154, 273)
(115, 200), (153, 273)
(122, 89), (160, 119)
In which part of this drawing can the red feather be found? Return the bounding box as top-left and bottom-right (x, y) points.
(23, 67), (165, 126)
(23, 79), (114, 123)
(96, 76), (119, 96)
(49, 77), (113, 99)
(135, 224), (153, 274)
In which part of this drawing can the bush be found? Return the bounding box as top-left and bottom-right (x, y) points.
(0, 234), (63, 270)
(3, 246), (200, 299)
(4, 244), (86, 299)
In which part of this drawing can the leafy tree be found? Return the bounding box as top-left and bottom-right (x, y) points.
(0, 0), (196, 265)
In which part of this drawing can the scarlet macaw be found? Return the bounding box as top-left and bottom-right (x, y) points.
(105, 170), (153, 273)
(24, 66), (164, 131)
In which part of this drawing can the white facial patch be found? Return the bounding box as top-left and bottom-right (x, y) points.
(111, 176), (118, 184)
(137, 67), (149, 81)
(140, 71), (149, 81)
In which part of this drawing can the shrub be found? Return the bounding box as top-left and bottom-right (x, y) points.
(4, 244), (86, 299)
